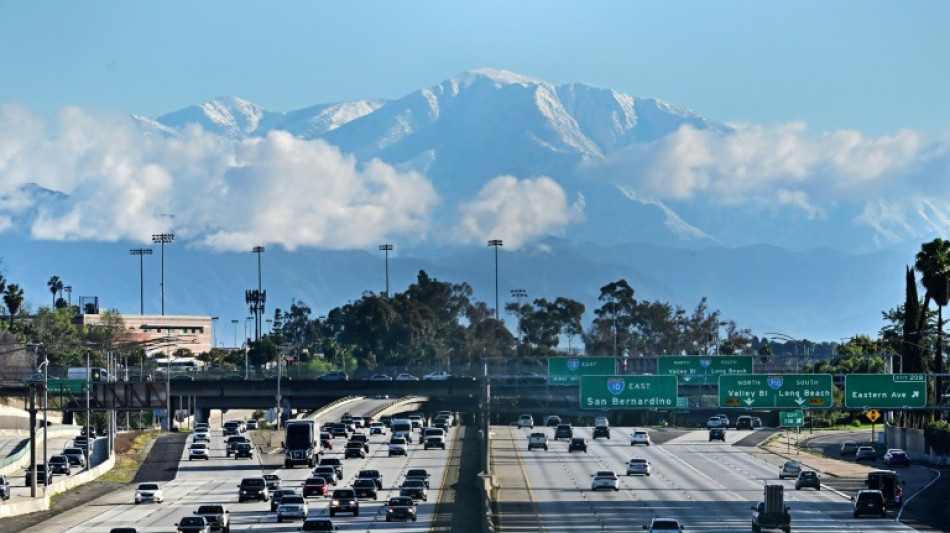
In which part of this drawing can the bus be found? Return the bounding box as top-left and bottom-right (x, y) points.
(153, 357), (205, 373)
(66, 367), (112, 381)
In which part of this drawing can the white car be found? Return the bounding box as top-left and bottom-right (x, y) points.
(517, 414), (534, 428)
(134, 482), (164, 504)
(395, 373), (420, 381)
(706, 416), (723, 428)
(276, 495), (309, 522)
(188, 442), (209, 460)
(422, 371), (452, 380)
(369, 422), (386, 435)
(630, 429), (650, 446)
(626, 458), (651, 476)
(193, 430), (211, 442)
(388, 437), (408, 457)
(591, 470), (620, 491)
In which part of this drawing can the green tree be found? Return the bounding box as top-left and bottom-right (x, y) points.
(914, 239), (950, 391)
(3, 283), (24, 329)
(47, 276), (63, 308)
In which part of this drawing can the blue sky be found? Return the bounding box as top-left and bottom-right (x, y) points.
(2, 1), (948, 136)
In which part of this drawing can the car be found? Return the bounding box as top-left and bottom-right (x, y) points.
(357, 469), (383, 489)
(330, 426), (348, 438)
(593, 426), (611, 439)
(352, 478), (378, 500)
(544, 415), (561, 427)
(344, 441), (366, 459)
(779, 460), (802, 479)
(313, 466), (339, 486)
(626, 458), (651, 476)
(400, 479), (428, 501)
(423, 371), (452, 380)
(568, 437), (588, 452)
(395, 373), (420, 381)
(856, 446), (877, 462)
(302, 476), (329, 498)
(591, 470), (620, 491)
(630, 429), (650, 446)
(751, 417), (763, 428)
(270, 489), (298, 511)
(735, 415), (753, 430)
(193, 504), (230, 532)
(263, 474), (282, 491)
(408, 414), (425, 428)
(642, 518), (685, 532)
(233, 442), (254, 459)
(795, 470), (821, 490)
(175, 516), (210, 533)
(706, 416), (723, 429)
(225, 435), (250, 457)
(110, 529), (138, 533)
(883, 449), (910, 467)
(368, 374), (393, 381)
(134, 482), (164, 504)
(369, 422), (386, 435)
(301, 518), (337, 532)
(708, 428), (726, 442)
(716, 414), (730, 428)
(237, 476), (269, 502)
(437, 410), (455, 425)
(319, 458), (344, 478)
(276, 494), (308, 522)
(388, 437), (408, 456)
(189, 442), (210, 460)
(852, 489), (887, 518)
(49, 454), (71, 475)
(554, 423), (573, 440)
(517, 414), (534, 428)
(405, 469), (431, 488)
(25, 464), (51, 486)
(62, 447), (86, 467)
(329, 488), (360, 516)
(433, 415), (451, 430)
(193, 430), (211, 442)
(385, 496), (418, 522)
(840, 441), (859, 456)
(246, 419), (258, 430)
(528, 432), (549, 451)
(319, 371), (349, 381)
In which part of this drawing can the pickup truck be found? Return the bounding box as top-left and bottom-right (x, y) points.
(527, 432), (549, 451)
(194, 504), (231, 532)
(0, 474), (10, 500)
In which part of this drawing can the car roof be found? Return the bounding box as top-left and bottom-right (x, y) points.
(595, 470), (617, 476)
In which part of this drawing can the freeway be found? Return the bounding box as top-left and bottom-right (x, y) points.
(16, 397), (456, 532)
(495, 425), (921, 533)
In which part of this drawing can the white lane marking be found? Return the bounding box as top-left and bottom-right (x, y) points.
(896, 466), (940, 522)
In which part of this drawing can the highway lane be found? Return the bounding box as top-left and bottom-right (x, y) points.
(18, 398), (455, 532)
(506, 425), (921, 533)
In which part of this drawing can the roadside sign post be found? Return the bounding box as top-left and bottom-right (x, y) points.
(866, 409), (881, 443)
(658, 355), (754, 385)
(780, 410), (805, 455)
(579, 375), (678, 409)
(548, 357), (616, 385)
(719, 374), (833, 408)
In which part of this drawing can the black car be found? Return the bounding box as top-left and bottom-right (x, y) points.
(344, 442), (366, 459)
(592, 426), (610, 439)
(568, 437), (588, 452)
(736, 416), (754, 430)
(795, 470), (821, 490)
(25, 464), (51, 486)
(385, 496), (417, 522)
(709, 428), (726, 442)
(853, 489), (887, 518)
(329, 488), (359, 516)
(301, 518), (337, 532)
(352, 478), (378, 500)
(49, 455), (71, 475)
(320, 458), (344, 478)
(233, 442), (254, 459)
(358, 469), (383, 489)
(554, 424), (573, 440)
(237, 476), (269, 502)
(405, 469), (430, 488)
(175, 516), (208, 533)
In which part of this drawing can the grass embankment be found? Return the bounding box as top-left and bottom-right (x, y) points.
(98, 430), (163, 483)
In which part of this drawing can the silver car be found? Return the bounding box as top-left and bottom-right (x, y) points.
(626, 458), (651, 476)
(779, 460), (802, 479)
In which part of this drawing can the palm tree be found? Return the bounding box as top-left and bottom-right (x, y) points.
(3, 284), (24, 329)
(914, 238), (950, 396)
(47, 276), (63, 308)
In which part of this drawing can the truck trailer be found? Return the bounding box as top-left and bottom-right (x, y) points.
(751, 483), (791, 532)
(283, 418), (320, 468)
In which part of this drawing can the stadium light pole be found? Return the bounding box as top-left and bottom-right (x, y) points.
(129, 248), (153, 314)
(151, 234), (174, 315)
(252, 246), (265, 341)
(211, 316), (218, 348)
(231, 319), (239, 348)
(378, 244), (393, 297)
(488, 240), (503, 320)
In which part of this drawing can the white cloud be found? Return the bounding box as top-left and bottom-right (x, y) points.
(451, 175), (584, 249)
(0, 106), (438, 251)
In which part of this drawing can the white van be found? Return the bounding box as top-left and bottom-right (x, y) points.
(392, 419), (412, 439)
(517, 415), (534, 429)
(594, 417), (609, 428)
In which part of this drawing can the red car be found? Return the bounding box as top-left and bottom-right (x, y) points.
(303, 476), (329, 497)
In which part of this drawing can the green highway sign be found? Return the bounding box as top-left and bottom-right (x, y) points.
(676, 396), (689, 409)
(580, 375), (678, 409)
(658, 356), (754, 384)
(719, 374), (833, 408)
(548, 357), (616, 385)
(780, 411), (804, 427)
(845, 374), (927, 408)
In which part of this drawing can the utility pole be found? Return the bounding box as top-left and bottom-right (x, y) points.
(488, 240), (503, 320)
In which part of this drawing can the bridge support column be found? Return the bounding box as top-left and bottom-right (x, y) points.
(280, 398), (292, 424)
(194, 407), (211, 424)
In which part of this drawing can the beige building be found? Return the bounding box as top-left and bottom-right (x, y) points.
(77, 314), (212, 356)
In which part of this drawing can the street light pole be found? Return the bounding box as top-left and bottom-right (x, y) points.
(129, 248), (153, 315)
(379, 244), (393, 297)
(151, 234), (174, 316)
(211, 316), (218, 348)
(231, 319), (239, 348)
(488, 240), (503, 320)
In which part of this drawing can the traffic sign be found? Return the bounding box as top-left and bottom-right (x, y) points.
(780, 411), (804, 427)
(719, 374), (833, 408)
(844, 374), (927, 408)
(548, 357), (616, 385)
(658, 355), (754, 383)
(579, 375), (678, 409)
(866, 409), (881, 423)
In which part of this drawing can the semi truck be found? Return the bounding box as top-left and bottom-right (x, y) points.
(751, 483), (791, 532)
(283, 418), (320, 468)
